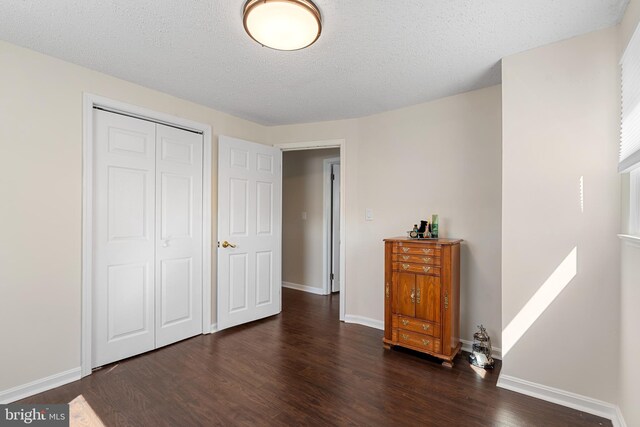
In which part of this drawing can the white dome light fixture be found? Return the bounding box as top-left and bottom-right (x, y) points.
(243, 0), (322, 51)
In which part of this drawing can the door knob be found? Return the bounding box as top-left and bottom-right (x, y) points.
(221, 241), (237, 248)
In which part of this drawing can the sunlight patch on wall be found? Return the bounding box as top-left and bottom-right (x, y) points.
(502, 247), (577, 356)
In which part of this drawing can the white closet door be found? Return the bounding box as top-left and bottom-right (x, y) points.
(155, 124), (203, 347)
(92, 110), (156, 368)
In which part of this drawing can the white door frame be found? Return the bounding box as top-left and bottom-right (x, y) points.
(322, 157), (340, 295)
(81, 93), (212, 377)
(275, 139), (346, 321)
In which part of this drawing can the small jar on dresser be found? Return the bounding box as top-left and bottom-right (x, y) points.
(383, 237), (463, 367)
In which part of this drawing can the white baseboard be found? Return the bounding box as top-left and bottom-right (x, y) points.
(210, 323), (218, 333)
(344, 314), (384, 330)
(461, 339), (502, 360)
(497, 374), (624, 426)
(615, 406), (628, 427)
(282, 281), (326, 295)
(0, 367), (81, 404)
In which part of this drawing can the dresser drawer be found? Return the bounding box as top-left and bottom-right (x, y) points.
(393, 262), (441, 276)
(392, 254), (441, 266)
(393, 315), (440, 338)
(395, 330), (442, 353)
(393, 244), (441, 257)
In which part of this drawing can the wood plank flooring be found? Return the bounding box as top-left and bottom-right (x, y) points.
(20, 289), (611, 426)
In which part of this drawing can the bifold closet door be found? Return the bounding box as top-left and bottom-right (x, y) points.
(154, 123), (203, 347)
(92, 110), (203, 368)
(92, 111), (157, 368)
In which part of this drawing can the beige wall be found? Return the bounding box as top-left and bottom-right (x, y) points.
(621, 0), (640, 53)
(618, 1), (640, 425)
(271, 85), (503, 349)
(501, 27), (621, 403)
(619, 241), (640, 426)
(282, 148), (340, 290)
(0, 40), (267, 392)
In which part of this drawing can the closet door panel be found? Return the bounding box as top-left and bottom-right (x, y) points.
(92, 110), (156, 368)
(155, 124), (203, 347)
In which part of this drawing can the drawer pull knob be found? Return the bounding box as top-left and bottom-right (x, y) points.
(422, 249), (432, 255)
(416, 288), (421, 304)
(401, 334), (410, 340)
(422, 339), (431, 346)
(422, 324), (430, 331)
(402, 319), (409, 326)
(402, 263), (410, 270)
(402, 255), (410, 261)
(423, 266), (431, 273)
(423, 257), (431, 263)
(402, 247), (410, 253)
(410, 290), (415, 303)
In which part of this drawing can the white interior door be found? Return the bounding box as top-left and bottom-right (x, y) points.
(155, 124), (203, 347)
(92, 110), (204, 368)
(92, 111), (156, 367)
(331, 163), (341, 293)
(217, 136), (282, 331)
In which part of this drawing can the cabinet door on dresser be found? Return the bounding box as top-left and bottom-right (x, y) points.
(415, 275), (440, 323)
(395, 272), (416, 317)
(395, 271), (441, 323)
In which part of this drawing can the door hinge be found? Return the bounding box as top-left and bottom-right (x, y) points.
(330, 273), (334, 280)
(331, 173), (335, 181)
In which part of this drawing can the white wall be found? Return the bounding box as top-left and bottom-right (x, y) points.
(270, 85), (503, 350)
(282, 148), (340, 290)
(0, 40), (267, 393)
(501, 27), (621, 403)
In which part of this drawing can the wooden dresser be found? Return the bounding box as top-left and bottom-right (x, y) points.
(383, 237), (462, 367)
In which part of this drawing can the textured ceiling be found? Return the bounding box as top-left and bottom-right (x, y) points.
(0, 0), (629, 125)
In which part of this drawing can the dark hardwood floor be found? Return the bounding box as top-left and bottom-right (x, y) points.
(20, 289), (610, 426)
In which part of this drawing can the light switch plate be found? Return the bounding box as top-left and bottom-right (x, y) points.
(365, 208), (373, 221)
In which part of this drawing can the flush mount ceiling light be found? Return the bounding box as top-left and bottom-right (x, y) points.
(243, 0), (322, 51)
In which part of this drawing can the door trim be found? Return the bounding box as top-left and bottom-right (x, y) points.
(81, 93), (212, 377)
(323, 157), (340, 295)
(275, 139), (346, 321)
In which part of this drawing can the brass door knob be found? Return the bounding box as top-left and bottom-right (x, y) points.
(221, 241), (237, 248)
